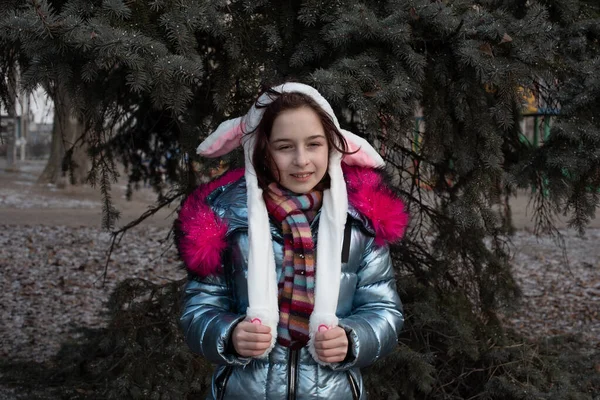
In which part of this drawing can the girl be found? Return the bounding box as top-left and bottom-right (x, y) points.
(175, 83), (408, 399)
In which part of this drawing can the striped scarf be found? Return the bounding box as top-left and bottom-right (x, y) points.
(264, 183), (323, 349)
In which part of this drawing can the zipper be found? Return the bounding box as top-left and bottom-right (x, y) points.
(217, 366), (233, 400)
(288, 349), (299, 399)
(346, 371), (360, 400)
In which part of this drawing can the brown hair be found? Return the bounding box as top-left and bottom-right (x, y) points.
(247, 88), (351, 190)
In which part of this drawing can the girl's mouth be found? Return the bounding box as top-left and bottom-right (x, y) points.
(291, 172), (313, 181)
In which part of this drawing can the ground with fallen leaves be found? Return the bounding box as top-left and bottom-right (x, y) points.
(503, 230), (600, 343)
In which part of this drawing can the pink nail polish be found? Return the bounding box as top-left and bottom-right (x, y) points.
(318, 324), (329, 332)
(250, 318), (262, 324)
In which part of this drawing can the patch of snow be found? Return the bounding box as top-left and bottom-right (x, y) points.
(0, 189), (101, 209)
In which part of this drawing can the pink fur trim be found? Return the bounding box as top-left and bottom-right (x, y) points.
(176, 169), (244, 276)
(344, 165), (409, 246)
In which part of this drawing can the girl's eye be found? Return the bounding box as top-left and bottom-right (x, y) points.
(277, 145), (292, 151)
(308, 142), (323, 148)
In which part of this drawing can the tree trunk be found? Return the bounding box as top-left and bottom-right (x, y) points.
(37, 85), (88, 186)
(4, 64), (18, 172)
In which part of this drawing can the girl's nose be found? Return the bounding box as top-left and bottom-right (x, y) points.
(294, 149), (309, 166)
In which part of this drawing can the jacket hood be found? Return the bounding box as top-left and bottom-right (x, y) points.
(175, 165), (408, 278)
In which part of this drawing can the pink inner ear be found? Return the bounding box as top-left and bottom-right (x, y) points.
(198, 122), (245, 157)
(342, 140), (379, 168)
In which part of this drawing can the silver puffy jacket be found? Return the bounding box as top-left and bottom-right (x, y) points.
(179, 177), (404, 400)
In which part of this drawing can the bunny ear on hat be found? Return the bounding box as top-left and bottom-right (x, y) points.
(339, 129), (385, 169)
(196, 117), (245, 158)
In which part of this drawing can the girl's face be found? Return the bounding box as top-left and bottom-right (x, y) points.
(268, 106), (329, 194)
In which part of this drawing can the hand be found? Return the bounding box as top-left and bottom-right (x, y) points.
(314, 326), (348, 363)
(231, 321), (272, 357)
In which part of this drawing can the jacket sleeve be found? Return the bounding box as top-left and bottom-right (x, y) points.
(333, 239), (404, 370)
(179, 272), (252, 366)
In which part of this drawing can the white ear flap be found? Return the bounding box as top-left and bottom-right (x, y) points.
(196, 117), (245, 158)
(340, 129), (385, 168)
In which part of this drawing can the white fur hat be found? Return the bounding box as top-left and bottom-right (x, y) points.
(197, 82), (384, 364)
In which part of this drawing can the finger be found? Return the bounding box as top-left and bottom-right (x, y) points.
(314, 339), (334, 350)
(314, 338), (345, 350)
(234, 321), (271, 337)
(235, 321), (254, 333)
(234, 330), (271, 347)
(245, 335), (271, 346)
(314, 336), (348, 350)
(315, 348), (347, 362)
(315, 348), (347, 363)
(314, 331), (326, 342)
(314, 328), (342, 342)
(251, 333), (273, 343)
(243, 333), (272, 343)
(239, 340), (272, 351)
(238, 321), (271, 334)
(321, 327), (346, 341)
(236, 341), (271, 355)
(317, 347), (347, 358)
(244, 323), (272, 334)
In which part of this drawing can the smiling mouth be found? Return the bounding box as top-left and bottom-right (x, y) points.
(291, 173), (313, 179)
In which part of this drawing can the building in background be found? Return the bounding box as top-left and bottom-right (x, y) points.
(1, 86), (53, 164)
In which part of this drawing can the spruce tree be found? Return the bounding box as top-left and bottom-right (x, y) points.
(0, 0), (598, 399)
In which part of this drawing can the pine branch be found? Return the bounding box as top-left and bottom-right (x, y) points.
(30, 0), (56, 38)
